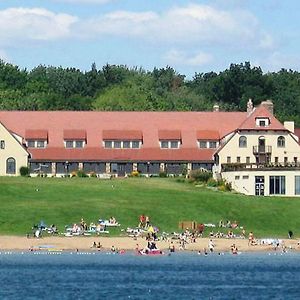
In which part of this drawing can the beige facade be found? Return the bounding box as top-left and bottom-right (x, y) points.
(0, 123), (29, 176)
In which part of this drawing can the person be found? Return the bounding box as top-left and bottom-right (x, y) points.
(248, 232), (254, 246)
(97, 242), (102, 249)
(288, 230), (293, 239)
(139, 214), (146, 228)
(218, 220), (224, 228)
(231, 244), (238, 254)
(111, 245), (116, 253)
(208, 239), (215, 253)
(145, 215), (150, 228)
(169, 242), (175, 253)
(198, 223), (205, 237)
(91, 241), (97, 248)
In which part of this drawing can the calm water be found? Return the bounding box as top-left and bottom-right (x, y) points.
(0, 251), (300, 299)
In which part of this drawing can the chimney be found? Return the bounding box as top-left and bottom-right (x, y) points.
(260, 100), (274, 114)
(284, 121), (295, 133)
(247, 98), (253, 115)
(213, 104), (219, 112)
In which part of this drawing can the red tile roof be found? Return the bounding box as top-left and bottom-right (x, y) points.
(102, 130), (143, 140)
(197, 130), (219, 140)
(25, 129), (48, 140)
(238, 105), (286, 131)
(29, 147), (215, 162)
(0, 111), (248, 161)
(158, 130), (181, 140)
(63, 129), (86, 140)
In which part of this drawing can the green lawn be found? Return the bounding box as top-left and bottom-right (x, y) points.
(0, 176), (299, 238)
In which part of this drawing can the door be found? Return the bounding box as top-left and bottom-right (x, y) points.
(255, 176), (265, 196)
(117, 163), (126, 176)
(258, 137), (265, 153)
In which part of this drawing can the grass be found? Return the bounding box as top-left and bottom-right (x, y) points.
(0, 176), (300, 238)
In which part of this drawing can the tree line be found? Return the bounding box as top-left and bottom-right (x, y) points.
(0, 60), (299, 126)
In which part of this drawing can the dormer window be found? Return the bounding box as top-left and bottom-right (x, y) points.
(27, 140), (47, 148)
(198, 140), (218, 149)
(256, 117), (270, 127)
(25, 129), (48, 149)
(160, 140), (180, 149)
(102, 130), (143, 149)
(64, 130), (86, 149)
(158, 130), (181, 149)
(104, 140), (141, 149)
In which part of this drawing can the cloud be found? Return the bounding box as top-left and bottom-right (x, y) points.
(0, 49), (10, 62)
(164, 50), (213, 67)
(76, 4), (274, 50)
(262, 52), (300, 71)
(0, 7), (77, 46)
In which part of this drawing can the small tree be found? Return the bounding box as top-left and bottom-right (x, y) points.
(20, 166), (29, 176)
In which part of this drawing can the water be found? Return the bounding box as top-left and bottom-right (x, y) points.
(0, 251), (300, 299)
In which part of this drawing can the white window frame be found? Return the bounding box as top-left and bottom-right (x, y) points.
(103, 140), (142, 149)
(64, 140), (85, 148)
(198, 140), (219, 149)
(256, 117), (270, 127)
(27, 140), (47, 148)
(159, 140), (180, 149)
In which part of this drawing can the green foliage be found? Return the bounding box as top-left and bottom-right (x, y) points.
(159, 171), (167, 177)
(190, 170), (212, 183)
(76, 169), (88, 177)
(19, 166), (29, 177)
(0, 61), (300, 126)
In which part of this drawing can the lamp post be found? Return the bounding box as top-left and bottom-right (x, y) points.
(65, 161), (69, 177)
(147, 161), (150, 178)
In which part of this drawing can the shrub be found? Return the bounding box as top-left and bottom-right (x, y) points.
(76, 169), (88, 177)
(159, 171), (167, 178)
(207, 178), (218, 187)
(20, 166), (29, 177)
(131, 170), (139, 177)
(190, 169), (212, 182)
(89, 171), (97, 178)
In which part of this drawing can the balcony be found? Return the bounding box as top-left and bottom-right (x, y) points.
(222, 162), (300, 172)
(253, 145), (272, 155)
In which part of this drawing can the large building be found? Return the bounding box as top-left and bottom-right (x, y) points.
(1, 100), (300, 196)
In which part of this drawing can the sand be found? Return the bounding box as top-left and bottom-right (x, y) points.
(0, 236), (298, 253)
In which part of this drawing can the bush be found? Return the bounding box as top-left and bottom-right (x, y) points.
(207, 178), (218, 187)
(190, 169), (212, 182)
(131, 170), (139, 177)
(20, 166), (29, 177)
(76, 169), (88, 177)
(89, 172), (97, 178)
(159, 171), (167, 178)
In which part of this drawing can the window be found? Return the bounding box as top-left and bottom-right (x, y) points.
(75, 141), (83, 148)
(37, 141), (45, 148)
(246, 157), (250, 164)
(104, 141), (112, 148)
(6, 157), (16, 174)
(284, 157), (288, 165)
(27, 140), (35, 148)
(294, 157), (298, 163)
(123, 141), (130, 148)
(242, 175), (249, 179)
(235, 176), (240, 180)
(170, 141), (179, 149)
(66, 141), (73, 148)
(161, 141), (169, 149)
(199, 141), (207, 148)
(295, 176), (300, 195)
(237, 157), (241, 163)
(209, 141), (217, 148)
(259, 120), (266, 126)
(0, 140), (5, 149)
(239, 136), (247, 148)
(277, 136), (285, 148)
(269, 176), (285, 195)
(227, 157), (231, 163)
(114, 141), (121, 148)
(132, 141), (140, 149)
(275, 157), (279, 164)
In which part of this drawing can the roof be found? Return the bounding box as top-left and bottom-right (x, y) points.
(29, 147), (215, 162)
(25, 129), (48, 140)
(158, 130), (181, 140)
(238, 105), (286, 131)
(63, 129), (86, 140)
(0, 111), (248, 161)
(197, 130), (219, 140)
(102, 130), (142, 140)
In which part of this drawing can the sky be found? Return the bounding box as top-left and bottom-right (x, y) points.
(0, 0), (299, 77)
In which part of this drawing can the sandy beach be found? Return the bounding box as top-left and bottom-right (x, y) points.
(0, 236), (298, 253)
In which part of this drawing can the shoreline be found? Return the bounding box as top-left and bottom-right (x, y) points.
(0, 236), (298, 253)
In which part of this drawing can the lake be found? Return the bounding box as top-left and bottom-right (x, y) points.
(0, 251), (299, 299)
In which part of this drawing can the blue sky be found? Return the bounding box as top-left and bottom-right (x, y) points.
(0, 0), (299, 77)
